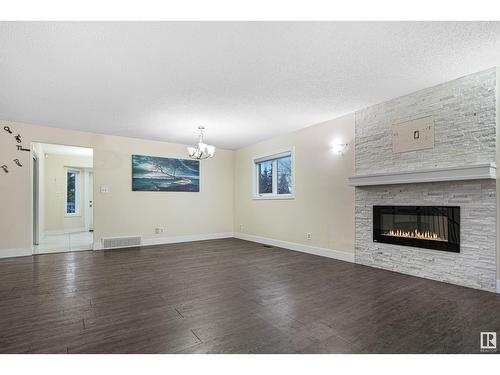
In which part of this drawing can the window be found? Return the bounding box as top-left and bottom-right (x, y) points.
(253, 150), (294, 199)
(66, 169), (81, 216)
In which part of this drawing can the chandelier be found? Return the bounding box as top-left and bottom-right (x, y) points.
(187, 126), (216, 160)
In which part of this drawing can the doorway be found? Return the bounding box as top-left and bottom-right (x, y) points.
(31, 142), (94, 254)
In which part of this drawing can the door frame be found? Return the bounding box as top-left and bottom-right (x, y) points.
(32, 151), (40, 246)
(84, 168), (94, 232)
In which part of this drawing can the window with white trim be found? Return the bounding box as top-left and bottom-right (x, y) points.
(65, 169), (81, 216)
(253, 150), (294, 199)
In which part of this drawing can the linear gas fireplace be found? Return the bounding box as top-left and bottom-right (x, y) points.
(373, 206), (460, 253)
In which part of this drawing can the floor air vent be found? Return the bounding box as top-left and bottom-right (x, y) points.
(102, 236), (142, 249)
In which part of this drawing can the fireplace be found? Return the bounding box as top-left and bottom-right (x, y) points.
(373, 206), (460, 253)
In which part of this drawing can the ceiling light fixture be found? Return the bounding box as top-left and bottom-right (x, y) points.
(187, 126), (216, 160)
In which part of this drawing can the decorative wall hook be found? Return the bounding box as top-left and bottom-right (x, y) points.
(13, 158), (22, 167)
(3, 126), (12, 134)
(14, 134), (22, 143)
(1, 165), (8, 173)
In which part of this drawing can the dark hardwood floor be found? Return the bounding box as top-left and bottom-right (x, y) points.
(0, 238), (499, 354)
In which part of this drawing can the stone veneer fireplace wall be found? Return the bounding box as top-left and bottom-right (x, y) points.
(354, 68), (497, 292)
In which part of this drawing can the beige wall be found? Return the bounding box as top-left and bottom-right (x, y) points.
(43, 153), (93, 233)
(233, 114), (355, 255)
(0, 120), (234, 253)
(91, 133), (233, 245)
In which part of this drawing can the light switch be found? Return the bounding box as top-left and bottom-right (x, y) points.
(100, 187), (109, 193)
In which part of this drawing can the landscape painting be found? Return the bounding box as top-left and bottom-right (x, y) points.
(132, 155), (200, 192)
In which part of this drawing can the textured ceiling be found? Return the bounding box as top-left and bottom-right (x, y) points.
(1, 22), (500, 149)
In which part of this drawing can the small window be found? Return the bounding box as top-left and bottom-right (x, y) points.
(66, 169), (81, 216)
(253, 150), (294, 199)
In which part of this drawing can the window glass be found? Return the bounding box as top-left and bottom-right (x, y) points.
(258, 161), (273, 194)
(66, 170), (79, 214)
(277, 156), (292, 194)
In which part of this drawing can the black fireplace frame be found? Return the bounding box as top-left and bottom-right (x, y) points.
(373, 205), (460, 253)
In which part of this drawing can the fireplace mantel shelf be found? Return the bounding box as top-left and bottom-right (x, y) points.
(348, 163), (496, 187)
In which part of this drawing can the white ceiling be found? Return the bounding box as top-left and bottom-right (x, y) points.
(1, 22), (500, 150)
(36, 143), (93, 157)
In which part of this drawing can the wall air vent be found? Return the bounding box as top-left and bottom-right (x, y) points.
(101, 236), (142, 249)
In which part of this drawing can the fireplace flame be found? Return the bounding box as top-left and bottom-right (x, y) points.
(383, 229), (444, 242)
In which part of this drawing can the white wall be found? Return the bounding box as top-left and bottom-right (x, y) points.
(0, 120), (234, 254)
(233, 114), (355, 257)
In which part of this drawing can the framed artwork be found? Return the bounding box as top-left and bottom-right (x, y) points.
(132, 154), (200, 192)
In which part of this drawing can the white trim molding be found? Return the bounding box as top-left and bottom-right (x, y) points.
(234, 232), (354, 263)
(142, 232), (234, 246)
(348, 163), (496, 187)
(497, 279), (500, 294)
(93, 232), (234, 250)
(252, 195), (295, 200)
(0, 248), (33, 259)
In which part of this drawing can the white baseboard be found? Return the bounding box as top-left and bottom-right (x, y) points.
(0, 248), (32, 259)
(143, 232), (234, 246)
(497, 279), (500, 294)
(234, 232), (354, 263)
(93, 232), (234, 250)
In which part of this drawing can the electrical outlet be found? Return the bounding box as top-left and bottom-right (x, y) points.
(155, 227), (165, 234)
(306, 232), (312, 240)
(239, 224), (243, 230)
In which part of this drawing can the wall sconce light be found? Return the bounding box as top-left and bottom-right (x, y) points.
(332, 142), (350, 155)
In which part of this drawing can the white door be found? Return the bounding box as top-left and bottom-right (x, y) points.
(87, 170), (94, 231)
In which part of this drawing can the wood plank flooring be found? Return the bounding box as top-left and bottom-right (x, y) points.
(0, 238), (499, 354)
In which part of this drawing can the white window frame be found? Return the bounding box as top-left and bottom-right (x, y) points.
(252, 148), (295, 200)
(65, 168), (81, 217)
